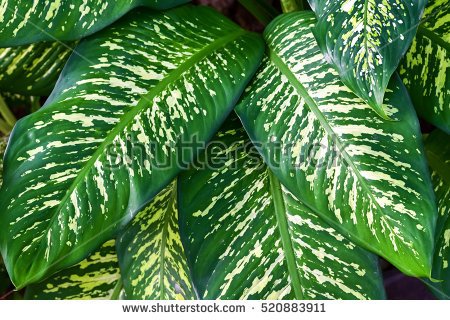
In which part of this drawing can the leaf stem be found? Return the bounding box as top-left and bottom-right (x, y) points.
(281, 0), (304, 13)
(0, 95), (16, 127)
(110, 278), (123, 300)
(238, 0), (279, 26)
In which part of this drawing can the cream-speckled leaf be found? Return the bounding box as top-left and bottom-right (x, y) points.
(178, 115), (385, 300)
(0, 5), (264, 288)
(425, 130), (450, 299)
(24, 240), (122, 300)
(0, 42), (74, 96)
(400, 0), (450, 134)
(236, 12), (437, 278)
(117, 182), (196, 300)
(0, 0), (190, 47)
(308, 0), (426, 118)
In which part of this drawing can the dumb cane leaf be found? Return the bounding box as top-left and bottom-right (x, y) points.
(178, 115), (385, 300)
(0, 42), (74, 96)
(0, 5), (264, 288)
(400, 0), (450, 134)
(25, 240), (123, 300)
(236, 12), (437, 278)
(424, 130), (450, 299)
(0, 0), (190, 47)
(308, 0), (427, 118)
(117, 182), (196, 300)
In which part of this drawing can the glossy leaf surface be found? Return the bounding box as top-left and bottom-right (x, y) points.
(236, 12), (437, 278)
(0, 0), (190, 46)
(0, 5), (264, 288)
(25, 240), (122, 300)
(400, 0), (450, 134)
(425, 130), (450, 299)
(178, 116), (385, 300)
(0, 42), (74, 95)
(117, 182), (196, 300)
(308, 0), (426, 118)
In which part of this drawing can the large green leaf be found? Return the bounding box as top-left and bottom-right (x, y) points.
(399, 0), (450, 134)
(236, 12), (437, 278)
(0, 5), (264, 289)
(0, 135), (6, 186)
(178, 115), (385, 300)
(117, 182), (196, 300)
(425, 130), (450, 299)
(308, 0), (426, 118)
(0, 0), (190, 47)
(25, 240), (122, 300)
(0, 42), (74, 96)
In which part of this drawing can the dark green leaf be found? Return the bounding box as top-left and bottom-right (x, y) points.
(400, 0), (450, 134)
(0, 42), (74, 96)
(117, 182), (196, 300)
(308, 0), (427, 118)
(425, 130), (450, 299)
(0, 5), (264, 288)
(25, 240), (122, 300)
(0, 0), (190, 46)
(236, 12), (437, 278)
(178, 115), (385, 300)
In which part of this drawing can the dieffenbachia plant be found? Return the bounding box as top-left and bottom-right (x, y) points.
(0, 42), (74, 95)
(178, 115), (386, 299)
(424, 130), (450, 299)
(308, 0), (427, 119)
(0, 0), (448, 301)
(25, 240), (123, 300)
(117, 182), (196, 300)
(236, 11), (437, 278)
(400, 0), (450, 134)
(0, 0), (190, 46)
(0, 5), (264, 288)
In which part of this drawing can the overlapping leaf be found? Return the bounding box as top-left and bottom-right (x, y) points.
(25, 240), (122, 300)
(308, 0), (426, 118)
(117, 182), (196, 300)
(400, 0), (450, 134)
(0, 0), (190, 47)
(425, 130), (450, 299)
(178, 115), (385, 300)
(236, 12), (437, 278)
(0, 42), (74, 96)
(0, 5), (264, 288)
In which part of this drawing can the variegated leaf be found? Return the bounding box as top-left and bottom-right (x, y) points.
(25, 240), (122, 300)
(400, 0), (450, 134)
(0, 5), (264, 288)
(308, 0), (426, 118)
(0, 42), (74, 96)
(425, 130), (450, 299)
(0, 0), (190, 47)
(0, 135), (6, 186)
(236, 12), (437, 278)
(178, 115), (385, 300)
(117, 182), (196, 300)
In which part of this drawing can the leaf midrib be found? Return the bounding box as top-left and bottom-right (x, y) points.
(268, 50), (402, 254)
(267, 169), (304, 300)
(158, 183), (177, 300)
(416, 23), (450, 52)
(33, 28), (247, 272)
